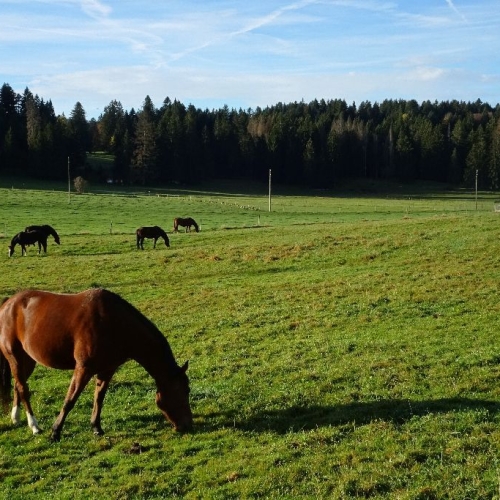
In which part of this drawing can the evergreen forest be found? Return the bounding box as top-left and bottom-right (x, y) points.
(1, 82), (500, 189)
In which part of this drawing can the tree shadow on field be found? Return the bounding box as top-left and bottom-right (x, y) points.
(205, 398), (500, 434)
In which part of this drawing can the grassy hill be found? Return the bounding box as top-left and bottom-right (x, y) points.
(0, 180), (499, 498)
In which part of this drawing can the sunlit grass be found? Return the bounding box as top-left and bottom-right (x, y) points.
(1, 181), (500, 498)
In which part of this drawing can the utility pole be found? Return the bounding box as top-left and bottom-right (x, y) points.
(268, 169), (272, 212)
(68, 156), (71, 203)
(475, 169), (478, 210)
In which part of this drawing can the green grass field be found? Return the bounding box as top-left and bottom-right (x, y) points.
(0, 179), (500, 499)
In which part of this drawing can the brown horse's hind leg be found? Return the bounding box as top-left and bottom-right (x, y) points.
(51, 365), (93, 442)
(8, 353), (39, 433)
(90, 370), (115, 435)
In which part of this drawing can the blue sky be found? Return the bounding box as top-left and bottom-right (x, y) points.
(1, 0), (499, 118)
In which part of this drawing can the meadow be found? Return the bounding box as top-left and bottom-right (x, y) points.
(0, 178), (500, 499)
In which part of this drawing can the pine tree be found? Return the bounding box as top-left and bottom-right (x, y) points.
(25, 91), (43, 175)
(69, 102), (89, 171)
(490, 119), (500, 189)
(465, 125), (488, 187)
(131, 96), (158, 184)
(0, 83), (23, 171)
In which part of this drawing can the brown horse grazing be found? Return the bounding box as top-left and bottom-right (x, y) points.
(136, 226), (170, 250)
(0, 288), (193, 441)
(8, 230), (48, 257)
(25, 224), (61, 245)
(173, 217), (199, 233)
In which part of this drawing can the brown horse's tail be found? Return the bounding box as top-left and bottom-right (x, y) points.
(0, 349), (12, 413)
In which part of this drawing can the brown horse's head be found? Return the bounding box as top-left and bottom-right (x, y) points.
(155, 361), (193, 432)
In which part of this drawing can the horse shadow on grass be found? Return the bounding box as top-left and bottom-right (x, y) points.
(4, 398), (497, 437)
(201, 397), (500, 434)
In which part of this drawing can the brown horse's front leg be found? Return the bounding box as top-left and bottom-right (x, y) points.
(90, 371), (114, 436)
(51, 366), (93, 442)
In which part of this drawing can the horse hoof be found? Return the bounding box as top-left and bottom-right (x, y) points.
(50, 432), (61, 442)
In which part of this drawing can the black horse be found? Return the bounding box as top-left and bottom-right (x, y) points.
(136, 226), (170, 250)
(8, 230), (48, 257)
(25, 225), (61, 245)
(173, 217), (199, 233)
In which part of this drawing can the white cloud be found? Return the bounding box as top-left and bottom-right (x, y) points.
(80, 0), (112, 18)
(1, 0), (499, 117)
(405, 66), (446, 82)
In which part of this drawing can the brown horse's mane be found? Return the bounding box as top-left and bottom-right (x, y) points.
(100, 289), (178, 372)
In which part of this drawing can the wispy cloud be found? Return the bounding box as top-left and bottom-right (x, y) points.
(80, 0), (112, 18)
(445, 0), (467, 21)
(1, 0), (498, 117)
(231, 0), (318, 36)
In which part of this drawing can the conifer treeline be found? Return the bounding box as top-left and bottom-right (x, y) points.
(1, 82), (500, 188)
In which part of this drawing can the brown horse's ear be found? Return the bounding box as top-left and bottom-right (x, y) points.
(181, 361), (189, 373)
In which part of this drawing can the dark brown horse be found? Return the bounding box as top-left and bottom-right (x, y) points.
(25, 224), (61, 245)
(136, 226), (170, 250)
(8, 230), (48, 257)
(173, 217), (199, 233)
(0, 288), (192, 441)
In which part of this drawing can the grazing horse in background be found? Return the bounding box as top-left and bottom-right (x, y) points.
(25, 225), (61, 245)
(8, 230), (48, 257)
(173, 217), (199, 233)
(0, 288), (193, 441)
(136, 226), (170, 250)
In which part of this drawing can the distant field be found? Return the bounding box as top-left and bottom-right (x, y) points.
(1, 180), (500, 498)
